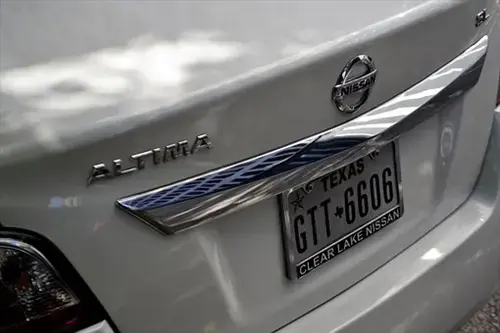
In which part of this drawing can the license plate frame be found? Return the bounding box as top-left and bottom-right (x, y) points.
(279, 142), (403, 280)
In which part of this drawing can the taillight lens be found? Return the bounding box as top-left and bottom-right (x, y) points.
(0, 232), (116, 333)
(0, 239), (78, 331)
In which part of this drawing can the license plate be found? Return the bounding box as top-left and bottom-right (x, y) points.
(280, 143), (403, 279)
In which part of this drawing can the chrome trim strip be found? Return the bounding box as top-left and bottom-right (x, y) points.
(117, 36), (488, 234)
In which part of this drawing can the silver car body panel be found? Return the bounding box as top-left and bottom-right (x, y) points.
(0, 0), (493, 165)
(1, 1), (500, 333)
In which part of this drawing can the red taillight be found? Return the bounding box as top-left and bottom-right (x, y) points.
(0, 231), (116, 333)
(0, 239), (78, 332)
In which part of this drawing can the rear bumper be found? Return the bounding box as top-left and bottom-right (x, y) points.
(277, 108), (500, 333)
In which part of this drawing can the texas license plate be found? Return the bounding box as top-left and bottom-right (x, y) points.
(280, 143), (403, 279)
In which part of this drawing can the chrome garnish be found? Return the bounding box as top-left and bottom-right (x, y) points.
(88, 134), (211, 185)
(117, 36), (488, 235)
(332, 55), (377, 113)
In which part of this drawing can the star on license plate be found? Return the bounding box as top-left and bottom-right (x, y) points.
(279, 143), (403, 279)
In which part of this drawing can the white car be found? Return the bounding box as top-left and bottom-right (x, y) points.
(1, 1), (500, 333)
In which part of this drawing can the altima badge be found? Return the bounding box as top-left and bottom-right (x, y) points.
(332, 55), (377, 113)
(87, 134), (211, 185)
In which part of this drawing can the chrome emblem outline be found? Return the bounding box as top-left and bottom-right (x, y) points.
(332, 55), (377, 113)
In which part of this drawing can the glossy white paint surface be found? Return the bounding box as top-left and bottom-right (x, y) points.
(0, 0), (488, 165)
(0, 1), (499, 333)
